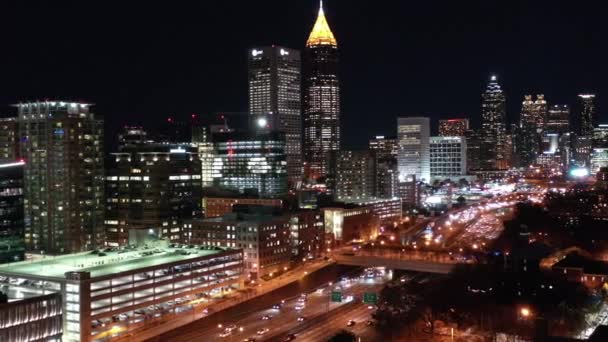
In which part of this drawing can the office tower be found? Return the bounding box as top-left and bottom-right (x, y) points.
(249, 46), (302, 187)
(334, 150), (375, 201)
(369, 136), (399, 159)
(0, 161), (25, 263)
(105, 143), (202, 246)
(546, 105), (570, 135)
(591, 148), (608, 173)
(0, 117), (19, 163)
(16, 101), (104, 254)
(578, 94), (596, 136)
(594, 124), (608, 148)
(430, 136), (467, 180)
(397, 117), (430, 182)
(480, 75), (508, 169)
(439, 118), (470, 137)
(375, 157), (399, 198)
(518, 95), (547, 167)
(212, 129), (287, 198)
(191, 119), (216, 188)
(573, 135), (593, 167)
(465, 129), (483, 171)
(303, 1), (340, 180)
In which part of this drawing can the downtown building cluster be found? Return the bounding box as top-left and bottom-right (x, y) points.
(0, 2), (607, 342)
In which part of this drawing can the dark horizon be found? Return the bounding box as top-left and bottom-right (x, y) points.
(1, 0), (606, 149)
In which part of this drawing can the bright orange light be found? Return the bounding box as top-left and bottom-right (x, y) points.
(306, 2), (337, 47)
(520, 307), (531, 318)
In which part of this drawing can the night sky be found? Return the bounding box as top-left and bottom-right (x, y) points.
(1, 1), (607, 149)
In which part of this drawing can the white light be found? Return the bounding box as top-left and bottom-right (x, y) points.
(0, 161), (25, 168)
(257, 117), (268, 128)
(251, 49), (262, 57)
(570, 168), (589, 177)
(280, 48), (289, 56)
(491, 75), (497, 81)
(170, 147), (186, 154)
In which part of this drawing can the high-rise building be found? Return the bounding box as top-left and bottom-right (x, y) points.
(0, 117), (19, 163)
(0, 161), (25, 263)
(16, 101), (104, 254)
(369, 136), (399, 159)
(439, 118), (469, 137)
(118, 126), (150, 149)
(578, 94), (596, 136)
(546, 105), (570, 135)
(249, 46), (302, 187)
(212, 129), (287, 198)
(303, 1), (340, 181)
(465, 129), (483, 171)
(517, 95), (547, 167)
(375, 157), (399, 198)
(480, 75), (508, 169)
(105, 143), (202, 246)
(397, 117), (430, 183)
(430, 136), (467, 180)
(334, 150), (375, 201)
(593, 124), (608, 148)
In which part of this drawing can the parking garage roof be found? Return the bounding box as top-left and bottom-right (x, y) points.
(0, 243), (231, 280)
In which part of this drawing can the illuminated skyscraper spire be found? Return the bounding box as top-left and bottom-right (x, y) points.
(306, 0), (337, 47)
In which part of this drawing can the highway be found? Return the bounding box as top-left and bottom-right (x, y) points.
(207, 269), (391, 342)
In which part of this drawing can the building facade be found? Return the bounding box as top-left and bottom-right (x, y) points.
(0, 117), (19, 162)
(203, 197), (283, 218)
(0, 293), (63, 342)
(211, 131), (287, 198)
(105, 143), (202, 246)
(517, 94), (547, 167)
(249, 46), (302, 187)
(546, 105), (570, 135)
(16, 101), (104, 254)
(480, 75), (508, 169)
(303, 2), (340, 181)
(430, 136), (467, 180)
(438, 118), (469, 137)
(334, 150), (375, 201)
(369, 136), (399, 159)
(578, 94), (596, 136)
(397, 117), (430, 183)
(0, 161), (25, 263)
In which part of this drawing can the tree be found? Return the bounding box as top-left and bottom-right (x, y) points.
(456, 196), (466, 207)
(328, 330), (356, 342)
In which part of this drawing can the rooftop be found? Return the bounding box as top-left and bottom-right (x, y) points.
(553, 253), (608, 275)
(0, 241), (229, 280)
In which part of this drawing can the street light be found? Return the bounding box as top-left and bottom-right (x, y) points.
(520, 307), (531, 318)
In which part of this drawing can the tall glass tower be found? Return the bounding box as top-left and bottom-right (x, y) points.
(248, 46), (302, 187)
(480, 75), (508, 169)
(578, 94), (596, 136)
(303, 0), (340, 181)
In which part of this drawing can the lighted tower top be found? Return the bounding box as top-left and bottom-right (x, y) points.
(306, 0), (337, 47)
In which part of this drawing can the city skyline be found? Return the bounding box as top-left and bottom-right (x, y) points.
(1, 1), (606, 150)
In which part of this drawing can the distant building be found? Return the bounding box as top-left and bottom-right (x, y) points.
(16, 101), (104, 254)
(430, 136), (467, 180)
(0, 241), (243, 342)
(573, 135), (593, 167)
(0, 161), (25, 263)
(439, 118), (469, 137)
(105, 143), (202, 246)
(578, 94), (596, 136)
(465, 129), (483, 171)
(397, 176), (422, 207)
(203, 197), (283, 218)
(341, 197), (402, 224)
(334, 150), (375, 201)
(248, 46), (302, 187)
(480, 75), (508, 169)
(303, 1), (340, 180)
(594, 124), (608, 148)
(323, 205), (378, 243)
(552, 252), (608, 289)
(546, 105), (570, 135)
(517, 95), (547, 166)
(397, 117), (430, 183)
(0, 117), (19, 162)
(212, 129), (287, 198)
(591, 148), (608, 173)
(375, 157), (399, 198)
(369, 136), (399, 159)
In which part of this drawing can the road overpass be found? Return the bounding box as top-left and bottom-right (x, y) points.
(332, 254), (457, 274)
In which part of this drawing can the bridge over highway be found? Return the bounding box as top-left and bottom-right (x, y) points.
(332, 253), (459, 274)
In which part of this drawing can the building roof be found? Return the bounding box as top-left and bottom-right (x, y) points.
(306, 1), (337, 47)
(553, 253), (608, 275)
(0, 242), (228, 280)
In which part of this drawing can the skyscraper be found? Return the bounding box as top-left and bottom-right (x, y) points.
(517, 94), (547, 167)
(334, 150), (376, 201)
(430, 136), (467, 180)
(578, 94), (596, 136)
(16, 101), (104, 254)
(546, 105), (570, 135)
(369, 136), (399, 160)
(0, 117), (19, 163)
(480, 75), (508, 169)
(397, 117), (430, 182)
(248, 46), (302, 187)
(438, 118), (469, 137)
(303, 1), (340, 181)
